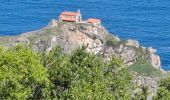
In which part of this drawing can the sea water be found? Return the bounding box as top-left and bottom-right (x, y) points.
(0, 0), (170, 70)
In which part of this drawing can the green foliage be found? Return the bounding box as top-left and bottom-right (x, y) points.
(43, 46), (133, 99)
(128, 59), (161, 77)
(154, 87), (170, 100)
(68, 47), (115, 99)
(0, 45), (49, 99)
(154, 77), (170, 99)
(0, 45), (151, 99)
(44, 47), (72, 99)
(107, 57), (132, 99)
(159, 77), (170, 90)
(132, 86), (149, 100)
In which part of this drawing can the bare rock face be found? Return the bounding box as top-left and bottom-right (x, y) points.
(148, 52), (161, 70)
(48, 19), (58, 28)
(48, 22), (105, 54)
(133, 75), (159, 99)
(104, 44), (138, 66)
(144, 47), (161, 70)
(103, 39), (161, 70)
(104, 39), (143, 66)
(126, 39), (140, 48)
(33, 39), (49, 52)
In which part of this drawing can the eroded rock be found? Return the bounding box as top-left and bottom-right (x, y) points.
(0, 19), (162, 70)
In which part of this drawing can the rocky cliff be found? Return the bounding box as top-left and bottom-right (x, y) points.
(0, 19), (164, 98)
(0, 19), (161, 71)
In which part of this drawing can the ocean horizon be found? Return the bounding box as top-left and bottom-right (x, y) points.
(0, 0), (170, 70)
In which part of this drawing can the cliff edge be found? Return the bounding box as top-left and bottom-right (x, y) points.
(0, 19), (161, 71)
(0, 19), (164, 98)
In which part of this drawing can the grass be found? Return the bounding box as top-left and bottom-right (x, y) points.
(0, 21), (66, 45)
(27, 26), (62, 43)
(0, 36), (20, 45)
(104, 34), (120, 47)
(128, 59), (161, 77)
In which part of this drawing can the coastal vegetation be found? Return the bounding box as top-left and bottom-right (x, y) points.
(0, 20), (166, 99)
(153, 77), (170, 99)
(0, 45), (150, 99)
(0, 44), (169, 99)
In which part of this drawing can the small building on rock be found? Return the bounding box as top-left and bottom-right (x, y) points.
(59, 10), (82, 23)
(87, 18), (101, 25)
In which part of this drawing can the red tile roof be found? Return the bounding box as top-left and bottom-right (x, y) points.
(59, 11), (79, 22)
(59, 15), (76, 22)
(61, 11), (79, 16)
(87, 18), (101, 23)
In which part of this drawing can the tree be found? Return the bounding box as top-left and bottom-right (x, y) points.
(0, 45), (134, 99)
(44, 47), (73, 99)
(154, 77), (170, 100)
(68, 47), (115, 99)
(46, 46), (133, 99)
(132, 86), (149, 100)
(0, 45), (49, 99)
(154, 87), (170, 100)
(107, 56), (133, 99)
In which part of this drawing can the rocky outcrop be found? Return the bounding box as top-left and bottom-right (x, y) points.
(46, 22), (105, 54)
(0, 19), (163, 99)
(0, 19), (162, 70)
(126, 39), (140, 48)
(147, 47), (161, 70)
(103, 39), (161, 70)
(133, 75), (159, 100)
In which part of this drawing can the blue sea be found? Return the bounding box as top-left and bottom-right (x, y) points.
(0, 0), (170, 70)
